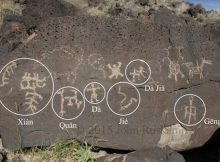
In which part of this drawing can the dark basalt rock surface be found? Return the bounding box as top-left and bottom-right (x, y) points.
(22, 0), (82, 30)
(0, 10), (219, 151)
(0, 0), (81, 59)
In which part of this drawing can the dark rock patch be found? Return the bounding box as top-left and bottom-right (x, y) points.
(22, 0), (82, 30)
(96, 147), (185, 162)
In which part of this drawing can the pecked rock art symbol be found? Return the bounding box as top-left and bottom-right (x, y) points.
(0, 62), (17, 87)
(118, 86), (138, 111)
(88, 54), (107, 79)
(125, 59), (151, 85)
(183, 96), (197, 125)
(174, 94), (206, 126)
(163, 46), (185, 82)
(0, 58), (54, 116)
(52, 87), (85, 120)
(183, 58), (212, 79)
(20, 72), (47, 113)
(57, 89), (83, 117)
(106, 82), (140, 116)
(86, 83), (100, 103)
(130, 66), (147, 82)
(38, 45), (84, 84)
(84, 82), (105, 104)
(107, 62), (124, 79)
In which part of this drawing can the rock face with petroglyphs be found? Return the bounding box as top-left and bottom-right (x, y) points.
(0, 10), (220, 151)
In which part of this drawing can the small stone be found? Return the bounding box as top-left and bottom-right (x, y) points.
(138, 0), (149, 6)
(0, 153), (3, 162)
(11, 156), (25, 162)
(138, 0), (155, 6)
(19, 0), (27, 4)
(187, 8), (197, 17)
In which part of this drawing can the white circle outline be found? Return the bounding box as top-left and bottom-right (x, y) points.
(106, 82), (141, 116)
(83, 82), (106, 105)
(0, 58), (54, 116)
(174, 94), (207, 127)
(125, 59), (151, 85)
(52, 86), (85, 120)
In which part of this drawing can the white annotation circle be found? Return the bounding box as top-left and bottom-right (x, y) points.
(83, 82), (106, 105)
(52, 86), (85, 121)
(106, 82), (141, 117)
(174, 94), (207, 127)
(0, 58), (54, 116)
(125, 59), (151, 86)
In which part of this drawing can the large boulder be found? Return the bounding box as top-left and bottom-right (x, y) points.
(0, 13), (219, 151)
(96, 147), (186, 162)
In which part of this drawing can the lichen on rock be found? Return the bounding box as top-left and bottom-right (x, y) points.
(158, 124), (194, 151)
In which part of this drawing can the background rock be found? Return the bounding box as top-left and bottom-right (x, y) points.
(22, 0), (82, 30)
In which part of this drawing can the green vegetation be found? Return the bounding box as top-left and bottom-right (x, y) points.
(0, 0), (22, 12)
(12, 139), (98, 162)
(39, 140), (96, 162)
(0, 0), (23, 26)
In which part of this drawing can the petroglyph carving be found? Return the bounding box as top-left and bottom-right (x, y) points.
(183, 96), (197, 125)
(57, 89), (65, 117)
(0, 62), (17, 87)
(130, 66), (147, 82)
(88, 54), (107, 78)
(20, 72), (46, 113)
(86, 83), (101, 103)
(162, 110), (169, 121)
(20, 73), (46, 90)
(7, 88), (13, 95)
(183, 58), (212, 79)
(39, 45), (84, 84)
(146, 77), (160, 86)
(118, 86), (137, 111)
(108, 62), (124, 79)
(15, 102), (18, 111)
(163, 46), (185, 82)
(57, 89), (83, 117)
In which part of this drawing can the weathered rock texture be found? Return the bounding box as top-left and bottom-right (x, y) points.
(0, 9), (219, 151)
(96, 147), (186, 162)
(63, 0), (220, 24)
(0, 0), (81, 61)
(22, 0), (82, 30)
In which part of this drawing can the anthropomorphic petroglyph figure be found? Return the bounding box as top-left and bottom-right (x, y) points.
(118, 86), (137, 111)
(130, 66), (147, 82)
(86, 83), (101, 103)
(88, 54), (107, 78)
(20, 72), (46, 113)
(108, 62), (124, 79)
(58, 89), (83, 117)
(183, 96), (197, 125)
(183, 58), (212, 79)
(163, 46), (185, 82)
(0, 62), (17, 87)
